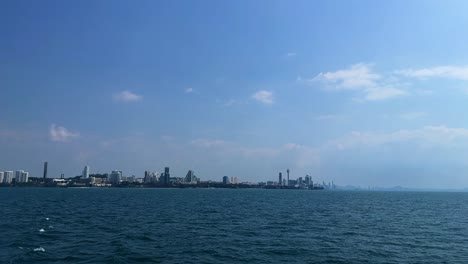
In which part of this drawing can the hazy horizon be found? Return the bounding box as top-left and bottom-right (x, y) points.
(3, 1), (468, 188)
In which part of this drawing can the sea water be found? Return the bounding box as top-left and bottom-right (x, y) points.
(1, 188), (468, 263)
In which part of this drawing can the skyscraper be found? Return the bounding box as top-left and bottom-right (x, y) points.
(144, 171), (152, 183)
(15, 170), (24, 183)
(82, 165), (90, 178)
(230, 176), (238, 184)
(43, 161), (48, 179)
(185, 170), (194, 183)
(4, 171), (13, 184)
(109, 170), (122, 185)
(305, 175), (311, 186)
(14, 170), (29, 183)
(278, 172), (282, 186)
(21, 171), (29, 183)
(0, 171), (4, 183)
(222, 176), (229, 185)
(164, 167), (170, 184)
(287, 169), (290, 186)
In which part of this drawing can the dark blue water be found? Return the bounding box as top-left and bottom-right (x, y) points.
(2, 188), (468, 263)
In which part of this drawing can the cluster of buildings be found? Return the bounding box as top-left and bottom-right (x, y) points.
(222, 176), (238, 185)
(0, 170), (29, 184)
(271, 169), (315, 188)
(75, 166), (202, 187)
(0, 162), (332, 190)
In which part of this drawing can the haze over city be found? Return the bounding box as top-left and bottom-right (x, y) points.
(3, 1), (468, 188)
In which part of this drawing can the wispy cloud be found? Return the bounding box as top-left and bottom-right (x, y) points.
(185, 88), (193, 93)
(251, 90), (274, 104)
(316, 114), (341, 120)
(161, 135), (174, 141)
(330, 126), (468, 150)
(286, 52), (297, 57)
(314, 63), (380, 90)
(397, 66), (468, 80)
(363, 87), (406, 101)
(191, 138), (228, 148)
(50, 124), (79, 142)
(312, 63), (406, 101)
(416, 89), (434, 96)
(283, 143), (320, 167)
(113, 90), (143, 103)
(400, 112), (427, 120)
(191, 138), (280, 158)
(221, 99), (247, 107)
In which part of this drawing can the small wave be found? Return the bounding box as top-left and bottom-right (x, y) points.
(34, 247), (45, 252)
(48, 225), (54, 229)
(45, 218), (50, 221)
(39, 228), (45, 232)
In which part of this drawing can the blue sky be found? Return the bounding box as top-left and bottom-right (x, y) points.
(2, 0), (468, 188)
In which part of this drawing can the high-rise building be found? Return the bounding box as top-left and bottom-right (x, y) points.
(144, 171), (152, 183)
(305, 175), (311, 186)
(185, 170), (194, 183)
(15, 170), (24, 183)
(287, 169), (290, 186)
(82, 165), (90, 178)
(159, 172), (166, 184)
(127, 175), (136, 183)
(109, 170), (122, 185)
(14, 170), (29, 183)
(0, 171), (4, 183)
(21, 171), (29, 183)
(230, 176), (238, 184)
(278, 172), (282, 186)
(164, 167), (170, 184)
(43, 162), (48, 179)
(4, 171), (13, 184)
(222, 176), (229, 185)
(298, 177), (303, 186)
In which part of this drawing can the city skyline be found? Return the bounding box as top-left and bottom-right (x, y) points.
(0, 161), (332, 191)
(3, 1), (468, 188)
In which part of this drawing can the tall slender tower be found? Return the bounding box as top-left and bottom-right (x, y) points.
(164, 167), (170, 184)
(43, 162), (48, 179)
(82, 165), (90, 178)
(287, 168), (290, 186)
(278, 172), (282, 186)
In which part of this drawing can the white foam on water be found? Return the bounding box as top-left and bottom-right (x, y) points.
(48, 225), (54, 229)
(34, 247), (45, 252)
(39, 228), (45, 232)
(45, 218), (49, 221)
(18, 247), (23, 249)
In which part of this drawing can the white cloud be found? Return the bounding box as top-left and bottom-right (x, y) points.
(113, 90), (143, 102)
(286, 52), (297, 57)
(251, 90), (274, 104)
(50, 124), (79, 142)
(397, 66), (468, 80)
(363, 87), (407, 101)
(312, 63), (406, 101)
(185, 88), (193, 93)
(400, 112), (427, 120)
(314, 63), (380, 90)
